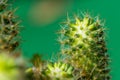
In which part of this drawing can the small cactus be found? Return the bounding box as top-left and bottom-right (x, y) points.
(45, 62), (74, 80)
(59, 14), (110, 80)
(26, 54), (74, 80)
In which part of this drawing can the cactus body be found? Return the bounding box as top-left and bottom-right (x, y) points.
(59, 14), (110, 80)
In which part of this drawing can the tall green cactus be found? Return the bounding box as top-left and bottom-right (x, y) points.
(26, 14), (111, 80)
(45, 62), (74, 80)
(59, 14), (110, 80)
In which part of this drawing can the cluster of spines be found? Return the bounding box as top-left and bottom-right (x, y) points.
(0, 0), (20, 53)
(59, 14), (110, 80)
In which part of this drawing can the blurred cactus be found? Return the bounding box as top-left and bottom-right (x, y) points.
(59, 14), (110, 80)
(0, 53), (20, 80)
(0, 0), (20, 53)
(0, 1), (25, 80)
(25, 54), (48, 80)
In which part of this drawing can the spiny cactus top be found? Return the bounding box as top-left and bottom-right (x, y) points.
(59, 14), (110, 80)
(45, 62), (74, 80)
(0, 0), (20, 53)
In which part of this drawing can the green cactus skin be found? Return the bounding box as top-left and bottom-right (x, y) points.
(0, 0), (20, 53)
(59, 14), (110, 80)
(45, 62), (74, 80)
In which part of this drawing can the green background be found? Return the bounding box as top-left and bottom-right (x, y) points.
(10, 0), (120, 80)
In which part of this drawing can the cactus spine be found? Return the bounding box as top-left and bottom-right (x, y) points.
(59, 14), (110, 80)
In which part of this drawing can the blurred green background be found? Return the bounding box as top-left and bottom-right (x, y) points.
(9, 0), (120, 80)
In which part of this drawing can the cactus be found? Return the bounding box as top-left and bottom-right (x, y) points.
(0, 53), (20, 80)
(26, 54), (74, 80)
(45, 62), (74, 80)
(59, 14), (110, 80)
(25, 13), (111, 80)
(0, 1), (24, 80)
(0, 0), (20, 54)
(25, 54), (48, 80)
(0, 0), (111, 80)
